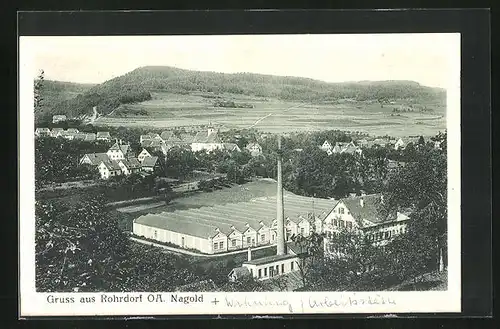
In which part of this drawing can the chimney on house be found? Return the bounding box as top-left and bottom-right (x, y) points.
(360, 197), (364, 208)
(276, 135), (286, 256)
(247, 247), (252, 261)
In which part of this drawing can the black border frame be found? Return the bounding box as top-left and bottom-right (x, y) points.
(14, 9), (492, 321)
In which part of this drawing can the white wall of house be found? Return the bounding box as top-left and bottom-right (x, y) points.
(133, 223), (212, 253)
(138, 149), (151, 163)
(191, 143), (224, 153)
(242, 227), (258, 248)
(243, 257), (300, 281)
(212, 231), (228, 253)
(228, 230), (243, 250)
(118, 161), (130, 175)
(107, 149), (124, 161)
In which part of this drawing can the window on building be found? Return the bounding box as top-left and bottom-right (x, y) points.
(232, 239), (236, 247)
(291, 261), (294, 270)
(301, 228), (305, 235)
(181, 237), (185, 246)
(339, 208), (345, 214)
(250, 269), (253, 276)
(334, 219), (338, 226)
(261, 234), (265, 242)
(264, 268), (267, 276)
(258, 269), (262, 278)
(219, 241), (224, 249)
(347, 221), (353, 229)
(154, 230), (157, 238)
(247, 236), (251, 244)
(281, 264), (284, 273)
(214, 243), (218, 250)
(340, 220), (345, 228)
(269, 267), (274, 277)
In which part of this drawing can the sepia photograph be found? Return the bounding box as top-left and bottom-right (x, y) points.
(19, 32), (461, 316)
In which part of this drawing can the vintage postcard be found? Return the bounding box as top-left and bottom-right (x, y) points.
(19, 33), (461, 317)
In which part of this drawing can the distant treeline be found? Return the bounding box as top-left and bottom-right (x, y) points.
(39, 66), (446, 120)
(213, 100), (254, 108)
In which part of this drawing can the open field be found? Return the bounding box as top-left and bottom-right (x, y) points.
(95, 91), (447, 137)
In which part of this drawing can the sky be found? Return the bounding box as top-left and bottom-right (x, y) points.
(23, 33), (459, 89)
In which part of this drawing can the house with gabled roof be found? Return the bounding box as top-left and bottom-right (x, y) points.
(223, 143), (241, 152)
(141, 156), (159, 172)
(245, 142), (262, 156)
(52, 115), (67, 123)
(190, 126), (225, 152)
(73, 133), (86, 141)
(137, 148), (152, 163)
(97, 160), (122, 179)
(50, 128), (64, 138)
(118, 158), (142, 176)
(320, 140), (333, 153)
(80, 153), (109, 166)
(322, 193), (411, 256)
(84, 133), (97, 142)
(96, 131), (111, 141)
(107, 141), (130, 161)
(35, 127), (51, 137)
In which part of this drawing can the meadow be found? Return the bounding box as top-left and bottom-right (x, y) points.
(95, 91), (447, 137)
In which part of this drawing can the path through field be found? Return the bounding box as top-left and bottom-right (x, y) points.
(248, 104), (302, 129)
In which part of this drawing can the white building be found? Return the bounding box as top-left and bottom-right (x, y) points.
(96, 131), (111, 141)
(137, 148), (152, 163)
(98, 160), (122, 179)
(246, 142), (263, 156)
(394, 138), (406, 150)
(190, 126), (225, 152)
(322, 194), (410, 257)
(132, 191), (334, 255)
(35, 128), (51, 137)
(107, 141), (130, 161)
(52, 115), (67, 123)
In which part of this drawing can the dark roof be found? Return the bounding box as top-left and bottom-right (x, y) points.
(120, 158), (141, 170)
(229, 267), (251, 279)
(340, 194), (382, 224)
(286, 241), (308, 256)
(142, 156), (158, 167)
(101, 159), (122, 171)
(192, 131), (222, 143)
(109, 142), (130, 155)
(223, 143), (240, 152)
(243, 253), (298, 266)
(82, 153), (109, 166)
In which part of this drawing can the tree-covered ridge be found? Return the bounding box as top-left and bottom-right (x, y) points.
(44, 66), (446, 119)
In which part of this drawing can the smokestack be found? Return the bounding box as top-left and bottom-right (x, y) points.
(247, 247), (252, 261)
(276, 135), (286, 256)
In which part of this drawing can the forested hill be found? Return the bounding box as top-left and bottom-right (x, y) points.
(36, 80), (95, 121)
(42, 66), (446, 119)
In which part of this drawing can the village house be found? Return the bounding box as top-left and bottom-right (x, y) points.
(321, 193), (410, 257)
(52, 115), (67, 123)
(394, 138), (406, 150)
(80, 153), (110, 166)
(190, 125), (225, 153)
(245, 142), (263, 156)
(118, 158), (142, 176)
(320, 140), (333, 153)
(140, 132), (163, 144)
(34, 128), (51, 137)
(96, 131), (111, 141)
(223, 143), (241, 152)
(50, 128), (64, 138)
(107, 141), (130, 161)
(73, 133), (87, 141)
(61, 131), (76, 140)
(141, 156), (160, 172)
(98, 160), (122, 179)
(137, 148), (152, 163)
(84, 133), (97, 142)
